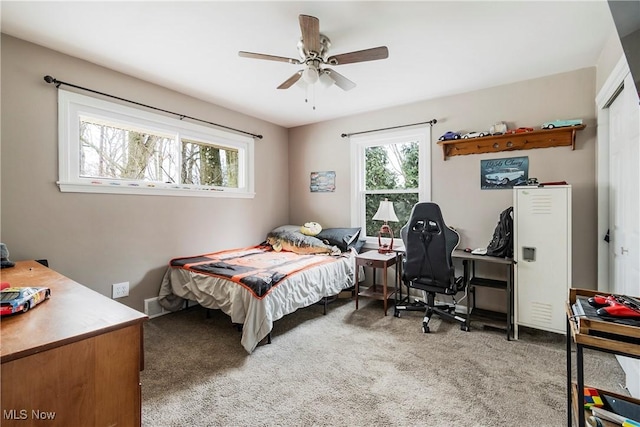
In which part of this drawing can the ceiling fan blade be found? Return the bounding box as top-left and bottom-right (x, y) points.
(327, 46), (389, 65)
(324, 69), (356, 91)
(299, 14), (320, 55)
(239, 51), (301, 65)
(277, 71), (303, 89)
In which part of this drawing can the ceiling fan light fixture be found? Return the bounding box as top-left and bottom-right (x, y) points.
(239, 14), (388, 100)
(302, 66), (319, 84)
(294, 77), (308, 90)
(318, 71), (334, 88)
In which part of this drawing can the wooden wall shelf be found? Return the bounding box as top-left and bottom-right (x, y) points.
(437, 124), (586, 160)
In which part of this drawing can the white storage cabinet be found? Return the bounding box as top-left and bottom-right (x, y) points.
(514, 185), (572, 335)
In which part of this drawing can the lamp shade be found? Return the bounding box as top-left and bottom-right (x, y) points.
(372, 199), (399, 222)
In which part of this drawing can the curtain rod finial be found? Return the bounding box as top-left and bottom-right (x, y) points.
(44, 75), (61, 87)
(341, 133), (348, 138)
(431, 119), (438, 125)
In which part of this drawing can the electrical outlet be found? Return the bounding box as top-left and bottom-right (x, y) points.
(112, 282), (129, 299)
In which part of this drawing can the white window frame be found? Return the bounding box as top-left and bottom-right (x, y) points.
(57, 90), (255, 198)
(350, 126), (431, 247)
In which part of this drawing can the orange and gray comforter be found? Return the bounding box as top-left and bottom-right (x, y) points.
(159, 246), (355, 353)
(169, 245), (339, 299)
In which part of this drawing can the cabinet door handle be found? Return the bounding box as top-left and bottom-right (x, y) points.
(366, 261), (374, 266)
(621, 246), (629, 254)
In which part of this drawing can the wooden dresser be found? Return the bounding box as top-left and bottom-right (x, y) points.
(1, 260), (147, 427)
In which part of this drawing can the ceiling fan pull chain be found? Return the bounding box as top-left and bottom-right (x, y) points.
(304, 83), (317, 110)
(312, 83), (316, 111)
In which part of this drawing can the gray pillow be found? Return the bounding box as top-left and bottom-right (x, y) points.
(316, 228), (361, 252)
(266, 225), (339, 255)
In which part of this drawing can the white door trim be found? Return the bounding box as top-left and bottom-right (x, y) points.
(596, 56), (630, 292)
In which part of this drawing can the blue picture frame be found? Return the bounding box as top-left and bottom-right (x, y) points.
(481, 156), (529, 189)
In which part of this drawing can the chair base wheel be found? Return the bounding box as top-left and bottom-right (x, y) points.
(393, 310), (400, 318)
(422, 323), (430, 333)
(460, 324), (470, 332)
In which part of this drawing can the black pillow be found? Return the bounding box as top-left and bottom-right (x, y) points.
(316, 228), (361, 252)
(352, 239), (366, 253)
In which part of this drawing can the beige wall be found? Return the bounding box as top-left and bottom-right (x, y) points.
(289, 68), (598, 310)
(1, 33), (610, 314)
(596, 29), (625, 94)
(0, 35), (289, 312)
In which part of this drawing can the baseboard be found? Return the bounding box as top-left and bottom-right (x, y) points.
(454, 304), (468, 314)
(617, 356), (640, 398)
(144, 297), (169, 319)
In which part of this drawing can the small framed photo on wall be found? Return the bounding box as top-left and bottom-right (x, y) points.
(480, 156), (528, 189)
(310, 171), (336, 192)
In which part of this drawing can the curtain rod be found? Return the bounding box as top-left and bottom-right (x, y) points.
(341, 119), (438, 138)
(43, 75), (263, 139)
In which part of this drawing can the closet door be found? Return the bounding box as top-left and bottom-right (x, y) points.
(608, 74), (640, 397)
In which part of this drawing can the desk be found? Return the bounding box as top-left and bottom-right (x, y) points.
(354, 251), (399, 315)
(1, 261), (147, 427)
(453, 250), (515, 340)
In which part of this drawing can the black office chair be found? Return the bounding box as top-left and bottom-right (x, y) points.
(393, 202), (470, 333)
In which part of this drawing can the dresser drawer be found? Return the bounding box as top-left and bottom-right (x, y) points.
(357, 257), (392, 269)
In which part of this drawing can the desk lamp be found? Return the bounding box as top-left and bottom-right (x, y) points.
(372, 199), (399, 253)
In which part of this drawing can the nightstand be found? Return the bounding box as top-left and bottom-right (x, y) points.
(354, 250), (399, 315)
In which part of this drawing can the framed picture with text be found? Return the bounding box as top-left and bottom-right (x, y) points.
(481, 156), (528, 189)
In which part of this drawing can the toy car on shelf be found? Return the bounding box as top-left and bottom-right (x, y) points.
(489, 122), (507, 135)
(438, 131), (461, 141)
(505, 127), (534, 134)
(542, 119), (583, 129)
(485, 167), (525, 186)
(0, 286), (51, 316)
(462, 131), (490, 139)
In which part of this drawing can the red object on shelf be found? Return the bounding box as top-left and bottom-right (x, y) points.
(589, 294), (640, 319)
(505, 127), (534, 134)
(539, 181), (568, 186)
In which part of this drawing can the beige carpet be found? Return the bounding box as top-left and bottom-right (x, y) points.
(141, 298), (627, 426)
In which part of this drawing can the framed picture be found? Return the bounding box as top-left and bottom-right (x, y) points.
(310, 171), (336, 192)
(481, 156), (528, 189)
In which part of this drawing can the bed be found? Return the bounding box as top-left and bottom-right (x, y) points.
(158, 225), (362, 353)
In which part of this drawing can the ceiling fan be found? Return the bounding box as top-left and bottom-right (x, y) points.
(239, 14), (389, 91)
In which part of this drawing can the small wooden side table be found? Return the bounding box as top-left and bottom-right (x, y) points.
(354, 250), (399, 315)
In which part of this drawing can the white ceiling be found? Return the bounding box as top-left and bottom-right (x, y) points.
(1, 1), (616, 128)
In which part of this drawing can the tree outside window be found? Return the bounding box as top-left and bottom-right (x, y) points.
(365, 142), (419, 238)
(80, 118), (177, 182)
(351, 126), (431, 245)
(59, 90), (254, 197)
(80, 119), (239, 189)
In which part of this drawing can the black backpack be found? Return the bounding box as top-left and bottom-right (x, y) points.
(486, 206), (514, 258)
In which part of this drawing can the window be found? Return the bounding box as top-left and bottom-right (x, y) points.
(350, 127), (431, 245)
(58, 90), (254, 197)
